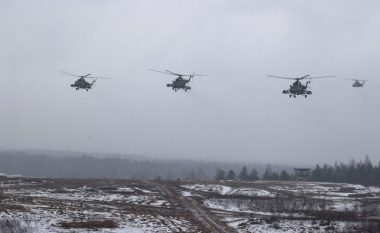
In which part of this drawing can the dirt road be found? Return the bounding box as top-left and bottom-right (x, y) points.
(150, 181), (236, 233)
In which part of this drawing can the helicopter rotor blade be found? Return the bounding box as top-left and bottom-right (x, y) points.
(150, 69), (208, 77)
(298, 75), (310, 80)
(175, 73), (208, 77)
(84, 77), (109, 79)
(266, 74), (297, 80)
(345, 78), (367, 81)
(164, 70), (182, 76)
(267, 74), (334, 80)
(190, 74), (209, 77)
(59, 70), (83, 78)
(149, 69), (178, 76)
(182, 74), (209, 77)
(166, 68), (208, 77)
(309, 75), (335, 79)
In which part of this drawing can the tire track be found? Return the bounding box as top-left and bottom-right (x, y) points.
(149, 181), (236, 233)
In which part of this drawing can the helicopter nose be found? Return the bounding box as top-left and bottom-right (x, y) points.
(70, 84), (75, 87)
(167, 84), (172, 87)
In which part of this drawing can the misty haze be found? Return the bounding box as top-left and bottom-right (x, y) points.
(1, 1), (380, 232)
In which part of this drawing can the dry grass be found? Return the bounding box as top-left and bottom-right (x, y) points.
(0, 218), (32, 233)
(58, 219), (118, 229)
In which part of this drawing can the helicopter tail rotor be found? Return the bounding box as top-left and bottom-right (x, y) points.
(189, 71), (195, 82)
(306, 78), (312, 88)
(91, 79), (97, 87)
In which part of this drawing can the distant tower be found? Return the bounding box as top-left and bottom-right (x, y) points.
(294, 168), (311, 181)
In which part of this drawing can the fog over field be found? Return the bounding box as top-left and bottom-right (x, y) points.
(1, 0), (380, 164)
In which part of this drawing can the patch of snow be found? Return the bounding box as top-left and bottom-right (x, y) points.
(134, 187), (156, 194)
(0, 173), (22, 177)
(182, 184), (275, 197)
(117, 187), (134, 192)
(181, 191), (192, 197)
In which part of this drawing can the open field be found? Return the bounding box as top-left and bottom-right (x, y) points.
(1, 175), (380, 232)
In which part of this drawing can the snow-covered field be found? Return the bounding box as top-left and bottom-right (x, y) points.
(181, 184), (275, 197)
(0, 176), (198, 233)
(225, 217), (357, 233)
(1, 176), (380, 232)
(180, 181), (380, 233)
(269, 182), (380, 198)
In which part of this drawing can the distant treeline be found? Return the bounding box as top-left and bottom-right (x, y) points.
(215, 165), (291, 181)
(0, 150), (288, 180)
(3, 150), (377, 186)
(216, 156), (380, 186)
(310, 156), (380, 186)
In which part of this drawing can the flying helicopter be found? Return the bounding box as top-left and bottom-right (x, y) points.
(60, 71), (110, 91)
(149, 69), (208, 92)
(345, 79), (367, 88)
(267, 74), (335, 98)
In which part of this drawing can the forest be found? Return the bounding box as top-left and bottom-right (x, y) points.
(1, 150), (378, 186)
(217, 155), (380, 186)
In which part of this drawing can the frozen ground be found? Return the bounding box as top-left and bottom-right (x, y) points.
(180, 181), (380, 233)
(182, 184), (275, 197)
(1, 176), (379, 232)
(0, 177), (199, 233)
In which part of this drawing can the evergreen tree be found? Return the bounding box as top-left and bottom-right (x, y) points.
(271, 172), (280, 180)
(312, 164), (322, 181)
(226, 170), (236, 180)
(262, 165), (273, 180)
(238, 166), (249, 180)
(215, 169), (225, 180)
(363, 155), (373, 185)
(248, 168), (259, 181)
(347, 159), (356, 183)
(197, 167), (206, 181)
(375, 162), (380, 185)
(309, 156), (379, 186)
(280, 170), (290, 181)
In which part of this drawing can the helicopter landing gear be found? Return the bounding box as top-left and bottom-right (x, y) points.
(305, 95), (307, 98)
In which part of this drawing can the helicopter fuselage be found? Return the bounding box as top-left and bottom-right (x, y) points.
(71, 78), (95, 91)
(167, 77), (192, 92)
(150, 69), (206, 92)
(282, 80), (312, 98)
(352, 80), (364, 87)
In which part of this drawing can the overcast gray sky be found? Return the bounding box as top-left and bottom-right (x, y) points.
(1, 0), (380, 164)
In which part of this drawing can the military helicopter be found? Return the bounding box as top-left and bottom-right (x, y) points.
(149, 69), (208, 92)
(345, 79), (367, 87)
(267, 74), (335, 98)
(60, 71), (110, 91)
